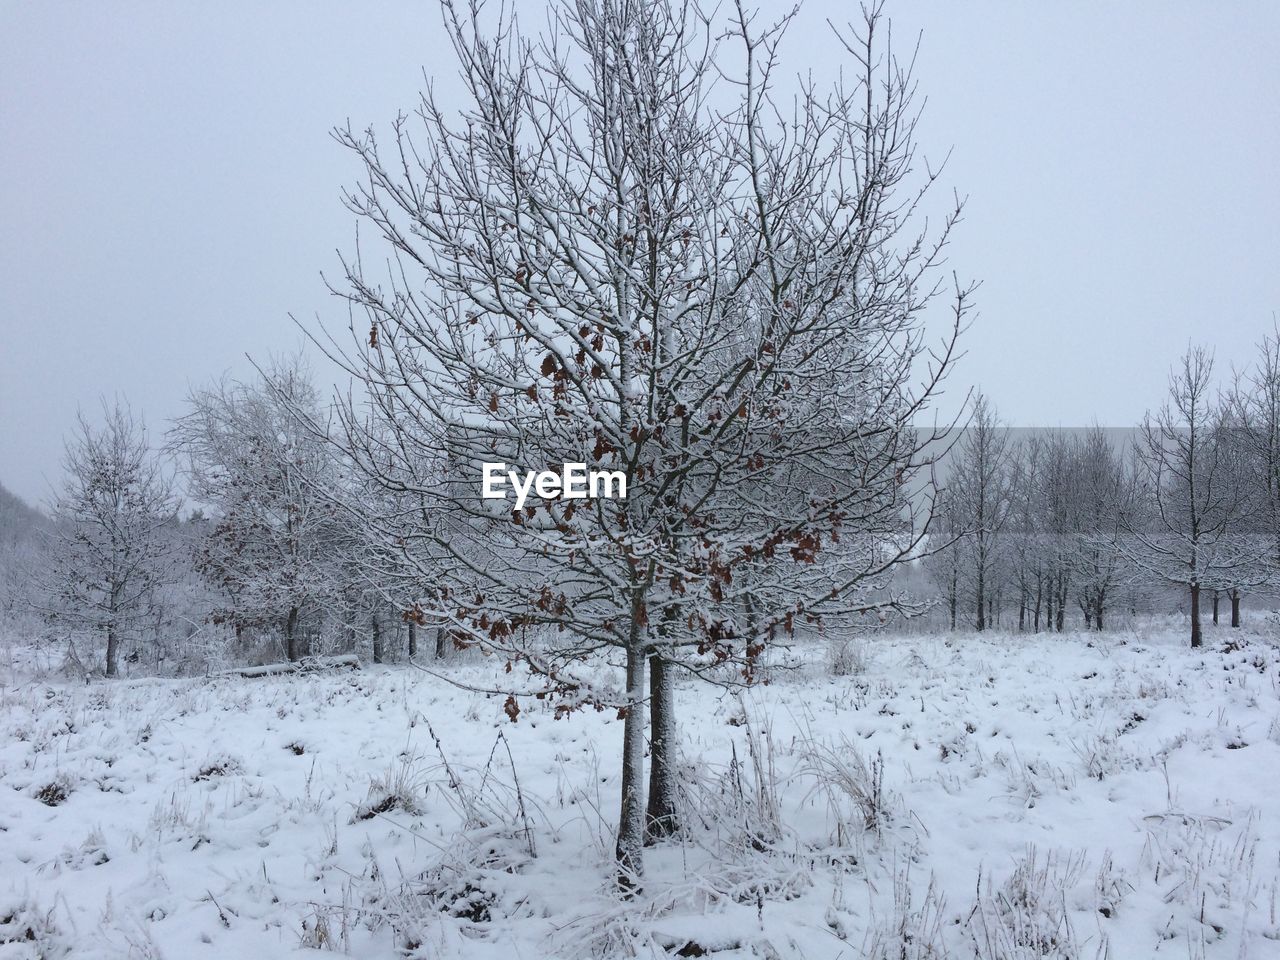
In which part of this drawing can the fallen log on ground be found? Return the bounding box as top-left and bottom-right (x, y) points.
(220, 654), (362, 678)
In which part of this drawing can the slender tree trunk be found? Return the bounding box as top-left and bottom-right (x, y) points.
(371, 611), (383, 664)
(407, 619), (417, 658)
(435, 621), (447, 659)
(1211, 590), (1220, 625)
(975, 559), (986, 632)
(646, 652), (679, 841)
(616, 637), (648, 890)
(1094, 596), (1105, 632)
(1189, 583), (1202, 649)
(285, 606), (301, 661)
(105, 622), (119, 678)
(1230, 588), (1241, 628)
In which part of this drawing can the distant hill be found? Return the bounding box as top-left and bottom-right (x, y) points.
(0, 481), (47, 547)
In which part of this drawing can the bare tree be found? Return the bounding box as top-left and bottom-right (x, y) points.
(172, 360), (341, 661)
(925, 486), (966, 630)
(1225, 326), (1280, 623)
(42, 401), (177, 677)
(948, 395), (1010, 631)
(0, 484), (48, 631)
(1066, 427), (1132, 631)
(316, 0), (968, 884)
(1123, 347), (1259, 647)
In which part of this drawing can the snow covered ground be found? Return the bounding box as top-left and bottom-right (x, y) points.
(2, 622), (1279, 959)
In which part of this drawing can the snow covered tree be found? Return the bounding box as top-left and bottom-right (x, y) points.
(173, 360), (342, 661)
(1123, 347), (1260, 647)
(42, 402), (177, 677)
(318, 0), (968, 884)
(1224, 327), (1280, 624)
(1064, 427), (1132, 631)
(925, 486), (966, 631)
(0, 483), (48, 630)
(948, 395), (1010, 631)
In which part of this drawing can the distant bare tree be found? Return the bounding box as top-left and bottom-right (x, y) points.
(949, 395), (1010, 631)
(42, 402), (177, 677)
(173, 360), (341, 661)
(1225, 327), (1280, 623)
(1066, 427), (1133, 631)
(0, 484), (47, 629)
(1123, 348), (1259, 647)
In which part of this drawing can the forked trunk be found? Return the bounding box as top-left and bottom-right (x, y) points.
(407, 619), (417, 658)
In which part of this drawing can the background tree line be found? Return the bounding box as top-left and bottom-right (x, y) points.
(929, 338), (1280, 647)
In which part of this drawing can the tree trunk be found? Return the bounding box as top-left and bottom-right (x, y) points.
(105, 622), (119, 678)
(1189, 583), (1202, 648)
(435, 621), (448, 659)
(1094, 596), (1105, 632)
(975, 562), (986, 632)
(286, 606), (301, 661)
(616, 639), (647, 890)
(1230, 588), (1241, 628)
(1211, 590), (1219, 625)
(371, 611), (383, 664)
(407, 619), (417, 658)
(646, 652), (679, 842)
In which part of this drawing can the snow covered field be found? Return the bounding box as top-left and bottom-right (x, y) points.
(2, 624), (1279, 959)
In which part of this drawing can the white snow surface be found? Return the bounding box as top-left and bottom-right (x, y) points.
(2, 623), (1279, 958)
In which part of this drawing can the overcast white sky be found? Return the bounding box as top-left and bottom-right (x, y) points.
(2, 2), (1277, 506)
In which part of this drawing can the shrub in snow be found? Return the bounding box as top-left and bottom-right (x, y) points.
(798, 737), (890, 843)
(828, 639), (866, 677)
(352, 760), (429, 822)
(32, 773), (74, 808)
(192, 753), (244, 782)
(859, 867), (948, 960)
(968, 848), (1086, 960)
(0, 898), (65, 958)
